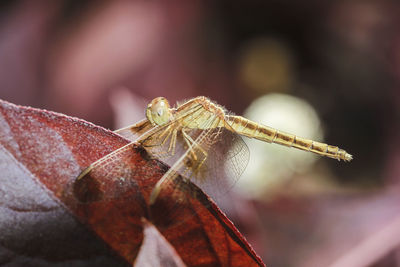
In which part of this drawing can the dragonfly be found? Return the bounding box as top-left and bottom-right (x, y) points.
(77, 96), (352, 205)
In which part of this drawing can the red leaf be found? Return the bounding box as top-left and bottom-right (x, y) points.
(0, 99), (265, 266)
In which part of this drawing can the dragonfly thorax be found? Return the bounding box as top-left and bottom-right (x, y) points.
(146, 97), (173, 126)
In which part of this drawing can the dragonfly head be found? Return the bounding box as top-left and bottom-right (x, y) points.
(146, 97), (172, 126)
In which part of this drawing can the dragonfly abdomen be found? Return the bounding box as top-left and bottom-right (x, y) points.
(226, 115), (279, 142)
(290, 137), (352, 161)
(226, 115), (352, 161)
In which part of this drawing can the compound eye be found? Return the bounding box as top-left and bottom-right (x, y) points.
(146, 97), (171, 126)
(156, 101), (166, 117)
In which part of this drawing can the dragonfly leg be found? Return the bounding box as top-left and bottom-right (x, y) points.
(181, 129), (198, 161)
(168, 128), (178, 155)
(182, 129), (208, 156)
(159, 124), (173, 146)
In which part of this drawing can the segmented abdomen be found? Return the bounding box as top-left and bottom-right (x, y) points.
(225, 115), (352, 161)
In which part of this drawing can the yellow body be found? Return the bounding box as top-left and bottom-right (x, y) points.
(146, 96), (352, 162)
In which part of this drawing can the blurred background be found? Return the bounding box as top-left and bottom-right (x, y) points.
(1, 1), (399, 266)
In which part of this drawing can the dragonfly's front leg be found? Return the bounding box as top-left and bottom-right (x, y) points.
(181, 129), (198, 161)
(158, 124), (173, 146)
(168, 128), (178, 155)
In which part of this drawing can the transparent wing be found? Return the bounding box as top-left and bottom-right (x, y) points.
(147, 114), (250, 229)
(148, 115), (250, 204)
(196, 127), (250, 199)
(114, 118), (153, 142)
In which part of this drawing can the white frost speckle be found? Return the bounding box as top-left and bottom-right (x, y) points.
(0, 144), (58, 211)
(0, 113), (21, 158)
